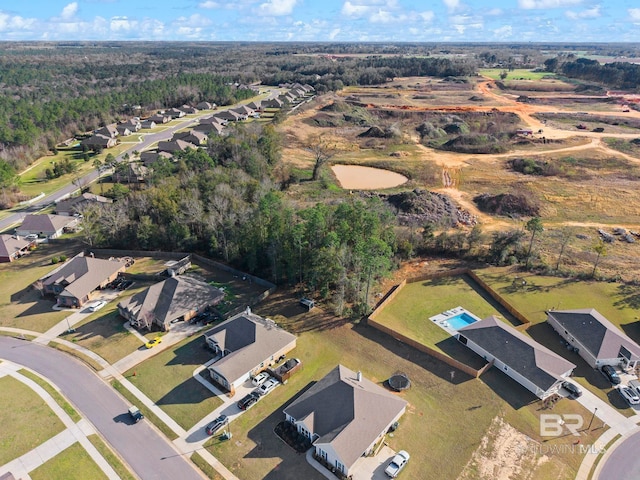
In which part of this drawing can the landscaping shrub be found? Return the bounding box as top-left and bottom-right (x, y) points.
(509, 158), (560, 176)
(474, 192), (540, 217)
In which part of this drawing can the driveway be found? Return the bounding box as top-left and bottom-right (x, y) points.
(0, 337), (205, 480)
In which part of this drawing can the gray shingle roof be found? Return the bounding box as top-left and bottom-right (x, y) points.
(118, 276), (224, 327)
(283, 365), (407, 471)
(44, 256), (126, 301)
(548, 309), (640, 361)
(205, 313), (296, 384)
(18, 214), (75, 235)
(459, 316), (576, 391)
(0, 234), (32, 259)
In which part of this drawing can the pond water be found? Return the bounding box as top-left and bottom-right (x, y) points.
(331, 164), (408, 190)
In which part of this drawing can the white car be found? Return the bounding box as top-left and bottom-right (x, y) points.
(25, 234), (39, 240)
(256, 377), (279, 396)
(251, 372), (270, 387)
(86, 300), (107, 312)
(385, 450), (410, 478)
(618, 385), (640, 405)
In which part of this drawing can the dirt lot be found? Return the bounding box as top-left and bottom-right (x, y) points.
(279, 75), (640, 281)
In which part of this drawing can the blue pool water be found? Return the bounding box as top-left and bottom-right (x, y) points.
(447, 312), (478, 330)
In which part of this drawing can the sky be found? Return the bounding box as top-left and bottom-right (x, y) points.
(0, 1), (639, 42)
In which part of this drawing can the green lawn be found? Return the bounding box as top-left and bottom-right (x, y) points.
(0, 242), (80, 332)
(123, 335), (223, 430)
(0, 376), (66, 465)
(479, 69), (555, 81)
(60, 303), (144, 365)
(371, 275), (519, 365)
(203, 306), (600, 480)
(18, 369), (81, 423)
(30, 442), (108, 480)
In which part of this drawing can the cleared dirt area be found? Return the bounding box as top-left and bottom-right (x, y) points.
(331, 164), (408, 189)
(279, 74), (640, 280)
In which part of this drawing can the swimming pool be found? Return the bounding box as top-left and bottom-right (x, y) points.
(447, 312), (478, 330)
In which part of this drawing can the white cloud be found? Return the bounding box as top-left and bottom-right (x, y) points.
(329, 28), (340, 39)
(0, 12), (36, 32)
(342, 1), (373, 18)
(487, 8), (503, 15)
(198, 1), (219, 8)
(258, 0), (298, 16)
(493, 25), (512, 38)
(61, 2), (78, 20)
(518, 0), (583, 9)
(443, 0), (460, 12)
(173, 14), (212, 28)
(566, 6), (600, 20)
(419, 11), (434, 22)
(341, 0), (395, 18)
(629, 8), (640, 23)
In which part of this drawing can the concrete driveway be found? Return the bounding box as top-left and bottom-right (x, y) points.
(350, 445), (397, 480)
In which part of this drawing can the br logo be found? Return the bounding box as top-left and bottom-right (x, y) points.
(540, 414), (584, 437)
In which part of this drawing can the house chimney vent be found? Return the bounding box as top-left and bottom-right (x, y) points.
(356, 371), (362, 382)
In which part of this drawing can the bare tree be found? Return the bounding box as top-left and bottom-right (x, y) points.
(555, 227), (573, 270)
(305, 134), (339, 181)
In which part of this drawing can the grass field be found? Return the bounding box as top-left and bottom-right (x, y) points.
(123, 334), (223, 430)
(0, 376), (66, 465)
(203, 300), (601, 480)
(87, 434), (136, 480)
(479, 69), (555, 81)
(30, 442), (108, 480)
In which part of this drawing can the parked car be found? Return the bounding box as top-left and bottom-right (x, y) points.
(601, 365), (621, 385)
(385, 450), (410, 478)
(145, 337), (162, 349)
(618, 385), (640, 406)
(237, 392), (260, 411)
(256, 377), (279, 396)
(25, 234), (39, 240)
(628, 379), (640, 397)
(86, 300), (107, 312)
(205, 414), (228, 435)
(128, 406), (144, 423)
(562, 381), (582, 398)
(251, 372), (270, 387)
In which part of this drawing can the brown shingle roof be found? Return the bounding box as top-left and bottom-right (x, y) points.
(18, 214), (75, 235)
(0, 234), (32, 259)
(284, 365), (407, 471)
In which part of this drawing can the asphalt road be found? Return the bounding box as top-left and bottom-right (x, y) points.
(0, 337), (204, 480)
(598, 430), (640, 480)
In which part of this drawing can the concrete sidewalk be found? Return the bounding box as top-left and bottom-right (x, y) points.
(0, 362), (120, 480)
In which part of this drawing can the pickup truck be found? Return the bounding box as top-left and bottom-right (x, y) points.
(128, 406), (144, 423)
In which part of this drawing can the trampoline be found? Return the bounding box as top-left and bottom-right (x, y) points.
(387, 372), (411, 392)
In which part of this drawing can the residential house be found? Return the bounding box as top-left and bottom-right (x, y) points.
(196, 101), (217, 110)
(115, 125), (132, 137)
(199, 115), (227, 127)
(147, 114), (170, 124)
(140, 119), (157, 129)
(193, 122), (224, 136)
(547, 309), (640, 370)
(118, 275), (224, 331)
(55, 193), (112, 216)
(16, 214), (78, 239)
(140, 151), (174, 167)
(457, 316), (576, 399)
(171, 130), (208, 145)
(95, 125), (119, 138)
(166, 108), (186, 119)
(42, 255), (126, 307)
(120, 119), (141, 132)
(215, 110), (245, 122)
(206, 309), (297, 394)
(232, 105), (255, 117)
(113, 162), (148, 184)
(246, 101), (262, 112)
(180, 105), (198, 115)
(81, 134), (117, 149)
(157, 139), (197, 154)
(283, 365), (408, 478)
(262, 98), (284, 109)
(0, 234), (36, 263)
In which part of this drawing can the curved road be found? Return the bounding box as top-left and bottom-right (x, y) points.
(598, 430), (640, 480)
(0, 337), (204, 480)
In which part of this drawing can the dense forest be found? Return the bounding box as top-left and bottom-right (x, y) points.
(545, 57), (640, 90)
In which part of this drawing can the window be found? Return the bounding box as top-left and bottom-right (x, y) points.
(318, 449), (328, 461)
(335, 461), (345, 473)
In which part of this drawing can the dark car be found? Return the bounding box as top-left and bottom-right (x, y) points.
(128, 406), (144, 423)
(205, 414), (228, 435)
(562, 381), (582, 398)
(237, 392), (260, 411)
(601, 365), (621, 385)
